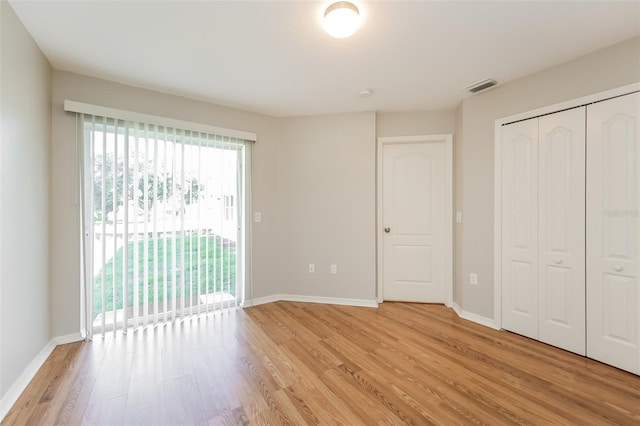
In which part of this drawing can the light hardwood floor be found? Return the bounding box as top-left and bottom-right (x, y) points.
(3, 302), (639, 425)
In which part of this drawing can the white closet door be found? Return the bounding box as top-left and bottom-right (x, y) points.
(587, 92), (640, 374)
(502, 118), (539, 339)
(538, 108), (586, 355)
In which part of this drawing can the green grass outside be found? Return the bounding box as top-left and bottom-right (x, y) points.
(93, 234), (236, 316)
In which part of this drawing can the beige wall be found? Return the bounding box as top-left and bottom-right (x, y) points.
(454, 104), (464, 306)
(0, 0), (52, 399)
(51, 71), (284, 336)
(459, 36), (640, 319)
(279, 112), (377, 301)
(376, 111), (455, 137)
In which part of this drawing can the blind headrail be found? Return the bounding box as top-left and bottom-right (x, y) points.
(64, 100), (257, 142)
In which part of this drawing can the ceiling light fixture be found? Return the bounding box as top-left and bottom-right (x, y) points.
(323, 2), (361, 39)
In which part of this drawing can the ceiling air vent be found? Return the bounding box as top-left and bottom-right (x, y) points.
(466, 78), (497, 94)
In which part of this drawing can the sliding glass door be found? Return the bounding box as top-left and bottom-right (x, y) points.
(83, 116), (247, 334)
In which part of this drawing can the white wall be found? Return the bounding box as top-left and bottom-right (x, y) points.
(279, 112), (377, 301)
(51, 71), (283, 336)
(0, 0), (52, 399)
(459, 36), (640, 319)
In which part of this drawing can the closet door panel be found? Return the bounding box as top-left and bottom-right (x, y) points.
(502, 118), (539, 339)
(538, 107), (586, 355)
(587, 92), (640, 374)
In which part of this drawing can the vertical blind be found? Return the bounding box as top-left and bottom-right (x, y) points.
(80, 114), (248, 336)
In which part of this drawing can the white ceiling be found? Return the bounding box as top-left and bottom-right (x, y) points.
(8, 0), (640, 117)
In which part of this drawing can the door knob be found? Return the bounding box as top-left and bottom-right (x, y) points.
(384, 227), (390, 233)
(614, 265), (624, 272)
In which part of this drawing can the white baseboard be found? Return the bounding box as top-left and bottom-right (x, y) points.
(53, 331), (86, 345)
(452, 301), (464, 317)
(0, 339), (56, 422)
(279, 294), (378, 308)
(244, 294), (281, 307)
(245, 294), (378, 309)
(452, 301), (500, 330)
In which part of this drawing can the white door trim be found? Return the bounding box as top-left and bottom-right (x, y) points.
(377, 134), (453, 306)
(493, 82), (640, 329)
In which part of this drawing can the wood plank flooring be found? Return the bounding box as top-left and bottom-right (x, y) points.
(3, 302), (639, 425)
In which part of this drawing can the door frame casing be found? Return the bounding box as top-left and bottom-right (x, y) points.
(376, 134), (453, 305)
(493, 82), (640, 330)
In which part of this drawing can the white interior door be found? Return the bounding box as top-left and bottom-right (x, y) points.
(382, 140), (448, 303)
(538, 107), (586, 355)
(587, 92), (640, 374)
(501, 118), (539, 339)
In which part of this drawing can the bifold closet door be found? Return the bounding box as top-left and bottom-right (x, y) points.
(502, 118), (539, 339)
(587, 92), (640, 375)
(538, 108), (586, 355)
(502, 109), (586, 354)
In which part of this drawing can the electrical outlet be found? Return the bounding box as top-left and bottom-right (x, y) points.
(254, 212), (262, 222)
(308, 264), (315, 273)
(470, 273), (478, 285)
(456, 211), (462, 223)
(330, 264), (337, 274)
